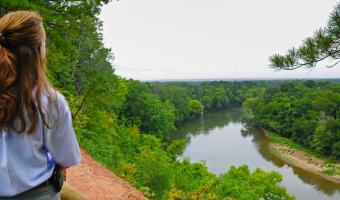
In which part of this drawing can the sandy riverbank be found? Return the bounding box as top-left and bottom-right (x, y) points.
(269, 142), (340, 184)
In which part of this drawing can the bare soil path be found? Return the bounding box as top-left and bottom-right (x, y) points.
(64, 148), (148, 200)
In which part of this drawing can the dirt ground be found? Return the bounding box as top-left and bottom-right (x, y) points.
(62, 148), (148, 200)
(269, 143), (340, 183)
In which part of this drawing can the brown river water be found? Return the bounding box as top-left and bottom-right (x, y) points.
(174, 108), (340, 200)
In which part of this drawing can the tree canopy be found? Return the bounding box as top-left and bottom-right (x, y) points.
(243, 80), (340, 160)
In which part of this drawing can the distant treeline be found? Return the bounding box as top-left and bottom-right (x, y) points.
(123, 80), (308, 140)
(123, 80), (264, 141)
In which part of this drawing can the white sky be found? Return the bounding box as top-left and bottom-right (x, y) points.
(100, 0), (340, 80)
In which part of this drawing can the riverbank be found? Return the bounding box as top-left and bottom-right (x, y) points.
(265, 131), (340, 184)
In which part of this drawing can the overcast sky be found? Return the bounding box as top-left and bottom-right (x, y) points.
(100, 0), (340, 80)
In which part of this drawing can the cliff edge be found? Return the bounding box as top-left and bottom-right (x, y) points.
(62, 148), (148, 200)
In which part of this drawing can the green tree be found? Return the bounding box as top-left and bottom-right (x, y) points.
(166, 139), (186, 160)
(122, 81), (176, 140)
(188, 99), (203, 117)
(269, 3), (340, 70)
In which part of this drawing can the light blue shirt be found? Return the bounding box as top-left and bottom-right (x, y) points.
(0, 91), (81, 196)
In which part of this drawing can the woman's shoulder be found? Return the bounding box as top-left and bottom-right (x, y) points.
(42, 88), (70, 116)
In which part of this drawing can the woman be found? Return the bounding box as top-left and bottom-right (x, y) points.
(0, 11), (81, 199)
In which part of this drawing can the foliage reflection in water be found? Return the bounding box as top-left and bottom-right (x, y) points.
(174, 108), (340, 200)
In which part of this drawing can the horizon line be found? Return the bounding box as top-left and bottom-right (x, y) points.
(139, 77), (340, 82)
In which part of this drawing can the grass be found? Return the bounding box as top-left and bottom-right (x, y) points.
(264, 130), (319, 158)
(322, 168), (340, 176)
(265, 130), (340, 177)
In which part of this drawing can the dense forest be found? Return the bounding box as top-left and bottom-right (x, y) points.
(243, 80), (340, 160)
(2, 1), (339, 200)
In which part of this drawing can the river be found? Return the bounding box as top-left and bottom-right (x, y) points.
(174, 108), (340, 200)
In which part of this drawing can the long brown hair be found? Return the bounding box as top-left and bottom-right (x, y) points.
(0, 11), (52, 134)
